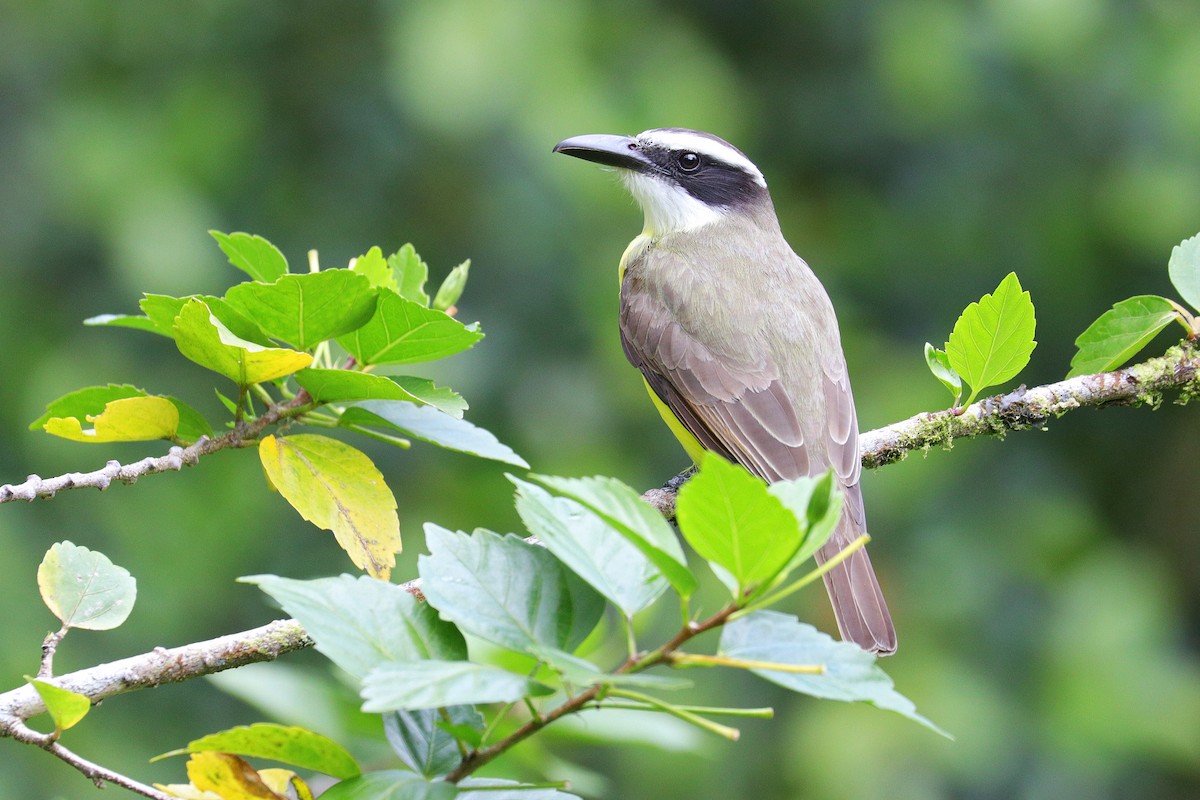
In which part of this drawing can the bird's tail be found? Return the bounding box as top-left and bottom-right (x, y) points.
(814, 506), (896, 656)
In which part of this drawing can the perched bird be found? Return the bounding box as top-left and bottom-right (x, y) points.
(553, 128), (896, 655)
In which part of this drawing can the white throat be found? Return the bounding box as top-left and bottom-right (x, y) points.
(622, 171), (725, 236)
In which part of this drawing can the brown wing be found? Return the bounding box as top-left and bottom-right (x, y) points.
(620, 256), (896, 655)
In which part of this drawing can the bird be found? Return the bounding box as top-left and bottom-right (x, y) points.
(552, 127), (896, 655)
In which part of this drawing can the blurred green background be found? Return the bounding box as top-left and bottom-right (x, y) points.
(2, 1), (1198, 798)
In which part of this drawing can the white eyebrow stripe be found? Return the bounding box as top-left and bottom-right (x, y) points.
(636, 129), (766, 187)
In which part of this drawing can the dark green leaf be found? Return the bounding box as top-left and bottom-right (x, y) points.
(511, 476), (666, 616)
(531, 474), (696, 598)
(720, 611), (949, 737)
(676, 453), (802, 596)
(419, 526), (605, 654)
(336, 290), (483, 366)
(1068, 295), (1180, 377)
(433, 260), (470, 312)
(224, 271), (377, 350)
(241, 574), (466, 679)
(1169, 232), (1200, 312)
(210, 230), (288, 283)
(339, 401), (527, 467)
(383, 706), (483, 778)
(319, 771), (458, 800)
(362, 661), (552, 712)
(945, 272), (1037, 405)
(924, 342), (962, 403)
(389, 243), (430, 306)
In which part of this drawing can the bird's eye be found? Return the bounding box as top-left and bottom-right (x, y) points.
(677, 152), (701, 172)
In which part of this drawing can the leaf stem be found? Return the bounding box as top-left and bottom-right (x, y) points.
(665, 652), (824, 674)
(731, 534), (870, 619)
(604, 689), (740, 740)
(589, 701), (774, 719)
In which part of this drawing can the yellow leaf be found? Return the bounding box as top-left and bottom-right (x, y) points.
(258, 769), (312, 799)
(27, 678), (91, 732)
(154, 783), (224, 800)
(43, 396), (179, 443)
(173, 298), (312, 386)
(258, 434), (400, 579)
(186, 752), (284, 800)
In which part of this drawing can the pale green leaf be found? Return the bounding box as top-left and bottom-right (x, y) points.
(1168, 232), (1200, 312)
(258, 434), (399, 579)
(391, 377), (468, 419)
(38, 541), (136, 630)
(351, 246), (397, 292)
(27, 679), (91, 732)
(362, 661), (552, 712)
(433, 260), (470, 312)
(43, 396), (178, 443)
(1068, 295), (1179, 377)
(418, 526), (605, 654)
(241, 574), (465, 679)
(318, 771), (458, 800)
(339, 401), (526, 467)
(924, 342), (962, 404)
(389, 243), (430, 306)
(945, 272), (1037, 405)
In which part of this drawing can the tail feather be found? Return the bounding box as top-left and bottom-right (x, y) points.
(815, 514), (896, 656)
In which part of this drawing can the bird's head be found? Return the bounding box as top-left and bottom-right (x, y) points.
(553, 128), (770, 236)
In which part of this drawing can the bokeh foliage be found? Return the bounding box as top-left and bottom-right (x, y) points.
(1, 1), (1198, 798)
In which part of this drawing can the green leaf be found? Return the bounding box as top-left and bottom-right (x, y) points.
(419, 526), (605, 654)
(391, 377), (468, 419)
(532, 646), (691, 691)
(1169, 232), (1200, 312)
(38, 541), (136, 630)
(720, 611), (949, 737)
(383, 706), (484, 778)
(42, 396), (179, 443)
(141, 293), (272, 344)
(224, 271), (377, 349)
(241, 574), (466, 679)
(352, 246), (397, 292)
(511, 476), (666, 616)
(174, 723), (360, 780)
(258, 434), (400, 579)
(210, 230), (288, 283)
(336, 290), (483, 366)
(945, 272), (1037, 405)
(362, 661), (552, 713)
(30, 384), (144, 431)
(27, 679), (91, 732)
(339, 401), (527, 467)
(173, 298), (313, 386)
(165, 396), (214, 442)
(389, 243), (430, 306)
(530, 474), (696, 598)
(924, 342), (962, 404)
(433, 260), (470, 312)
(319, 771), (458, 800)
(457, 778), (580, 799)
(82, 313), (163, 334)
(1068, 295), (1180, 377)
(676, 453), (803, 596)
(295, 369), (434, 405)
(767, 471), (842, 569)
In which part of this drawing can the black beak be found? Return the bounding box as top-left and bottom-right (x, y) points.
(552, 134), (656, 173)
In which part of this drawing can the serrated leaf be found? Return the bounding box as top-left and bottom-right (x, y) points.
(391, 377), (468, 419)
(1068, 295), (1179, 377)
(43, 396), (179, 443)
(211, 230), (288, 283)
(295, 370), (432, 406)
(433, 260), (470, 312)
(419, 526), (605, 655)
(336, 290), (483, 366)
(224, 271), (377, 350)
(318, 771), (458, 800)
(242, 574), (465, 679)
(352, 246), (397, 292)
(1169, 232), (1200, 312)
(362, 661), (552, 712)
(511, 476), (666, 616)
(173, 724), (360, 780)
(720, 610), (949, 737)
(767, 471), (843, 570)
(339, 401), (527, 467)
(924, 342), (962, 404)
(676, 453), (803, 596)
(257, 435), (400, 579)
(384, 706), (483, 778)
(174, 299), (312, 386)
(38, 541), (136, 630)
(27, 679), (91, 732)
(531, 474), (696, 598)
(945, 272), (1037, 405)
(389, 244), (430, 306)
(187, 752), (286, 799)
